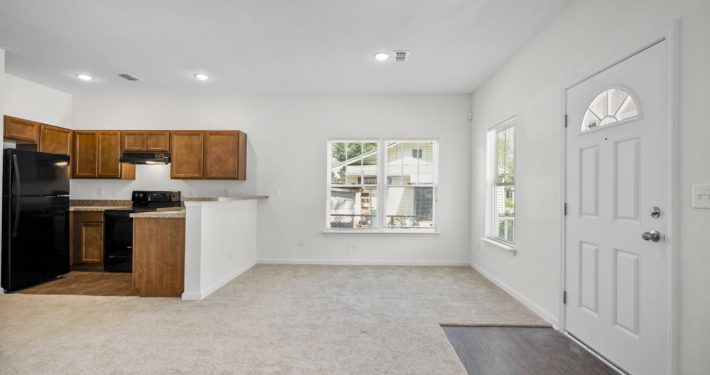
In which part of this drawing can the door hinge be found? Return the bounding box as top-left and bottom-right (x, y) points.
(564, 203), (568, 216)
(564, 114), (568, 128)
(563, 291), (567, 305)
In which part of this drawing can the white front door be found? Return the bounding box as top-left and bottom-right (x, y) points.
(565, 40), (669, 374)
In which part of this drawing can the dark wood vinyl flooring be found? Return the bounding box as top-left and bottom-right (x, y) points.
(17, 272), (137, 296)
(443, 326), (619, 375)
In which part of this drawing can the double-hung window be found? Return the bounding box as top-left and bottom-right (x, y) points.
(328, 141), (379, 229)
(385, 141), (437, 229)
(487, 120), (515, 244)
(326, 140), (438, 232)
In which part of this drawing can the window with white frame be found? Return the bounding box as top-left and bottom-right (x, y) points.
(326, 140), (438, 231)
(385, 141), (437, 229)
(328, 141), (379, 229)
(487, 120), (515, 244)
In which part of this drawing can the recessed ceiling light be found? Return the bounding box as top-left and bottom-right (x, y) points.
(75, 74), (94, 81)
(373, 52), (390, 62)
(194, 73), (210, 81)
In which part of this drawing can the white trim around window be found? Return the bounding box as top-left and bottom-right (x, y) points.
(325, 139), (439, 234)
(485, 117), (516, 248)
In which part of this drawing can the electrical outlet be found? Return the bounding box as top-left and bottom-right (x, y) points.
(272, 188), (281, 198)
(297, 238), (305, 247)
(97, 187), (104, 196)
(693, 184), (710, 208)
(347, 244), (357, 255)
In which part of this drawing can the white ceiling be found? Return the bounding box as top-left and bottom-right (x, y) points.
(0, 0), (571, 94)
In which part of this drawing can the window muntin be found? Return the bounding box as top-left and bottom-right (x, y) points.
(385, 141), (436, 229)
(326, 140), (438, 231)
(328, 141), (378, 229)
(582, 88), (639, 132)
(489, 121), (515, 244)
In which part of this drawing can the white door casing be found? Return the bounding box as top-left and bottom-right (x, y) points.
(565, 40), (669, 374)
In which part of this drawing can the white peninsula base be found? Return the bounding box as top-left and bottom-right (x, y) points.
(181, 196), (267, 300)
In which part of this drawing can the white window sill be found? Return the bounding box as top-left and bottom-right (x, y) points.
(480, 237), (517, 254)
(323, 229), (440, 235)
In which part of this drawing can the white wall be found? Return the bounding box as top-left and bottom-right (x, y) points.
(469, 0), (710, 373)
(3, 73), (72, 127)
(183, 199), (258, 300)
(71, 94), (472, 264)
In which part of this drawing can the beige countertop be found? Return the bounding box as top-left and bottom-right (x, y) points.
(69, 206), (132, 212)
(70, 199), (132, 212)
(130, 208), (186, 218)
(182, 195), (268, 202)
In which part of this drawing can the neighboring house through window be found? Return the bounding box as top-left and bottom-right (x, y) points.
(487, 119), (515, 244)
(385, 141), (436, 229)
(328, 141), (378, 229)
(326, 140), (438, 231)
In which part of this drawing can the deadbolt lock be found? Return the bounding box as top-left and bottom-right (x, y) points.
(650, 206), (661, 218)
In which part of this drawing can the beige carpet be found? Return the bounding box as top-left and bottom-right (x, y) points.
(0, 265), (546, 374)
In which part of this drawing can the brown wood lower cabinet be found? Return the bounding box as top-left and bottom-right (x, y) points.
(70, 212), (104, 271)
(132, 217), (185, 297)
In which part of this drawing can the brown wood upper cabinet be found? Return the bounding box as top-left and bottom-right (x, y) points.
(146, 131), (170, 151)
(121, 131), (146, 151)
(121, 131), (170, 152)
(72, 131), (98, 177)
(204, 131), (247, 180)
(73, 131), (135, 179)
(97, 131), (122, 178)
(170, 131), (204, 179)
(4, 116), (40, 142)
(39, 124), (72, 156)
(170, 130), (247, 180)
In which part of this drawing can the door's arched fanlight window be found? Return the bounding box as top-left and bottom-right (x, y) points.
(581, 88), (639, 132)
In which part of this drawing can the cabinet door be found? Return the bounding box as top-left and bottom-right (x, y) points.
(97, 132), (121, 178)
(39, 124), (72, 155)
(170, 131), (204, 179)
(80, 221), (104, 263)
(4, 116), (39, 142)
(204, 131), (239, 179)
(146, 131), (170, 151)
(70, 212), (104, 269)
(121, 131), (146, 151)
(72, 132), (98, 178)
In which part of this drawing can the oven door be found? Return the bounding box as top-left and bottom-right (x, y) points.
(103, 210), (133, 272)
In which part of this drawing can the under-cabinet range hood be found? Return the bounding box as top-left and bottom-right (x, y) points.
(119, 152), (171, 164)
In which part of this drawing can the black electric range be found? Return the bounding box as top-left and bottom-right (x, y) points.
(103, 191), (181, 272)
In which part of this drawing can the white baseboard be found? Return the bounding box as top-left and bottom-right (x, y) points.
(469, 261), (559, 327)
(182, 260), (257, 301)
(257, 258), (470, 266)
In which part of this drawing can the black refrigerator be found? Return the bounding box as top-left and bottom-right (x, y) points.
(2, 149), (70, 292)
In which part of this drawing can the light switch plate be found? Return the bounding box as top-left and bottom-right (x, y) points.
(692, 184), (710, 208)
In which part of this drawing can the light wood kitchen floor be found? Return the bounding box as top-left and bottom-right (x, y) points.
(17, 272), (137, 296)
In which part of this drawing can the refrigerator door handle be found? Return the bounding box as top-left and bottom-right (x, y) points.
(12, 155), (20, 238)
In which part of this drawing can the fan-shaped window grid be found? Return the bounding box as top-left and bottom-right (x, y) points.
(581, 88), (639, 132)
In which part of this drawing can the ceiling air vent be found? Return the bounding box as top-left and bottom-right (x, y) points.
(117, 73), (141, 81)
(394, 51), (409, 62)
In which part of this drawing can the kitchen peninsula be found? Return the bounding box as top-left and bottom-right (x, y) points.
(132, 195), (267, 300)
